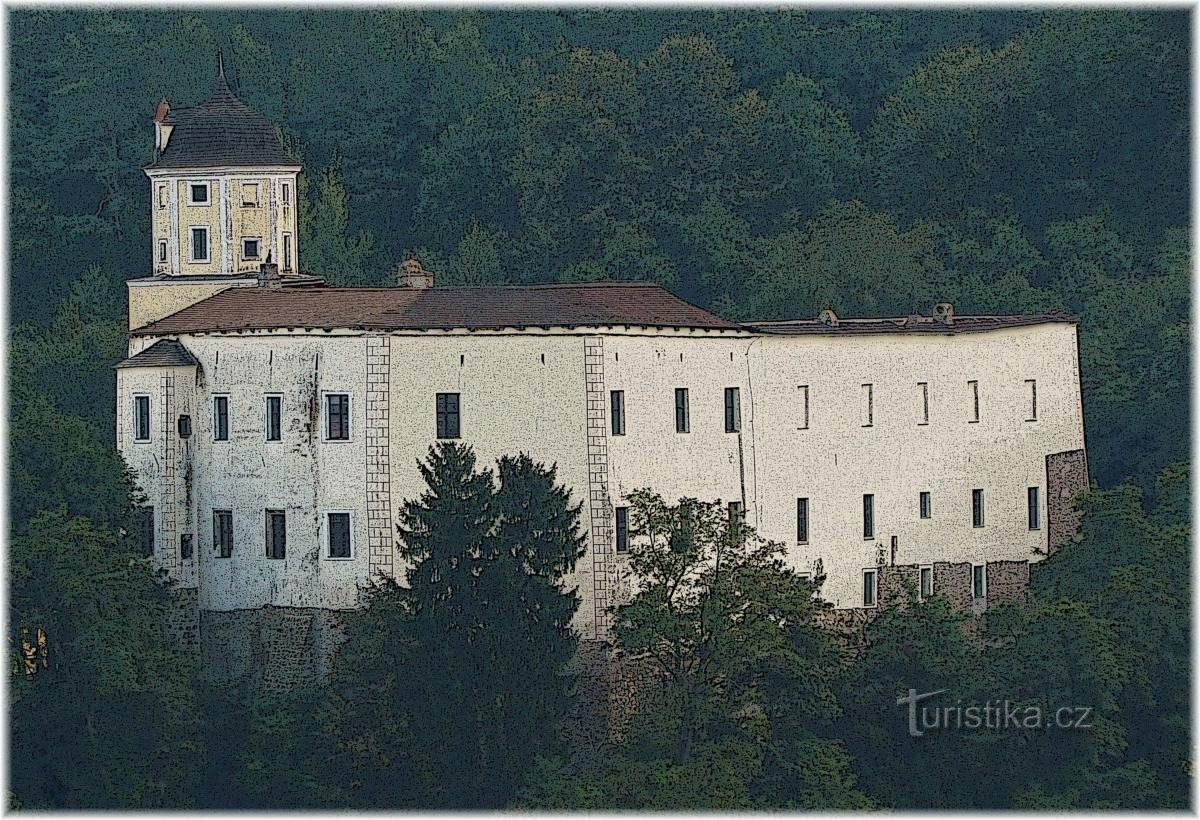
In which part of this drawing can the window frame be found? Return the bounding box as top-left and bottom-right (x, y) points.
(675, 387), (690, 434)
(157, 238), (168, 263)
(1028, 486), (1041, 531)
(212, 394), (230, 442)
(281, 181), (291, 205)
(917, 381), (929, 425)
(264, 394), (282, 442)
(282, 232), (293, 271)
(138, 506), (155, 558)
(863, 568), (878, 608)
(157, 183), (168, 209)
(972, 564), (987, 599)
(796, 497), (809, 544)
(798, 384), (809, 430)
(1025, 379), (1038, 422)
(188, 225), (210, 263)
(213, 509), (233, 559)
(862, 493), (875, 540)
(323, 392), (352, 442)
(242, 236), (262, 260)
(724, 387), (741, 433)
(436, 392), (461, 439)
(972, 488), (985, 528)
(919, 490), (931, 520)
(265, 509), (287, 560)
(862, 383), (874, 427)
(180, 533), (194, 561)
(615, 506), (629, 553)
(241, 181), (260, 208)
(187, 181), (210, 206)
(919, 565), (934, 600)
(610, 390), (626, 436)
(324, 510), (354, 560)
(133, 393), (152, 442)
(968, 379), (980, 423)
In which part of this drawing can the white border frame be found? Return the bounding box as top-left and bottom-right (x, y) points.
(972, 563), (988, 599)
(186, 180), (211, 206)
(322, 391), (353, 442)
(242, 235), (263, 261)
(862, 568), (879, 608)
(918, 565), (934, 601)
(188, 224), (211, 263)
(264, 393), (283, 443)
(212, 393), (230, 442)
(132, 393), (151, 443)
(323, 510), (355, 561)
(240, 180), (262, 209)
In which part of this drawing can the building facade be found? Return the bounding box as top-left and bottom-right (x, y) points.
(116, 67), (1089, 647)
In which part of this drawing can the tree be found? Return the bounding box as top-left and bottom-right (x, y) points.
(324, 443), (585, 808)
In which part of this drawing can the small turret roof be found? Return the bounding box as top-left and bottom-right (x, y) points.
(148, 60), (296, 169)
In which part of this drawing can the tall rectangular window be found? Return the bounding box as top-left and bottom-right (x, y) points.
(919, 491), (931, 519)
(1028, 486), (1041, 531)
(180, 533), (194, 561)
(919, 566), (933, 600)
(326, 512), (352, 559)
(266, 509), (286, 559)
(610, 390), (625, 436)
(615, 506), (629, 553)
(213, 395), (229, 441)
(265, 395), (282, 442)
(190, 226), (209, 262)
(798, 385), (809, 430)
(972, 488), (985, 528)
(325, 393), (350, 441)
(134, 395), (151, 442)
(675, 388), (690, 433)
(724, 387), (741, 433)
(863, 494), (875, 539)
(973, 564), (987, 599)
(282, 233), (293, 270)
(728, 501), (743, 540)
(158, 239), (168, 263)
(968, 380), (980, 422)
(436, 393), (460, 439)
(281, 181), (291, 205)
(862, 383), (874, 427)
(918, 382), (929, 425)
(1026, 379), (1038, 421)
(157, 184), (167, 208)
(137, 507), (154, 557)
(214, 510), (233, 559)
(796, 497), (809, 544)
(863, 569), (878, 607)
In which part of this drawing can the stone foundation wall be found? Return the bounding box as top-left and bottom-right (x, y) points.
(167, 587), (200, 654)
(198, 606), (346, 687)
(987, 560), (1030, 605)
(1047, 448), (1089, 553)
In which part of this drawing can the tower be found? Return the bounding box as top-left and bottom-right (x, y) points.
(130, 57), (309, 329)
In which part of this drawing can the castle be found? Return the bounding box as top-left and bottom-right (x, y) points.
(116, 65), (1088, 670)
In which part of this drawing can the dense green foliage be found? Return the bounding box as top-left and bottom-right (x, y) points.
(6, 7), (1190, 810)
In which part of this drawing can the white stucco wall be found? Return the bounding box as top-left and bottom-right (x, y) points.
(116, 320), (1085, 628)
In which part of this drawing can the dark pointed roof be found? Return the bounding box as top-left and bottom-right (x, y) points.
(148, 62), (296, 169)
(115, 339), (199, 368)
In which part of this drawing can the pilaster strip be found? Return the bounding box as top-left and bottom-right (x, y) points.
(583, 337), (613, 640)
(365, 336), (393, 579)
(161, 372), (178, 576)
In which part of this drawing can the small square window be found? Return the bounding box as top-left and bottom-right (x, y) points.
(188, 183), (209, 205)
(436, 393), (460, 439)
(241, 182), (259, 208)
(266, 509), (286, 559)
(133, 395), (151, 442)
(243, 237), (261, 260)
(326, 512), (352, 559)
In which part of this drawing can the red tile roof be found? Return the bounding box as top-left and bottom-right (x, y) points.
(131, 283), (740, 335)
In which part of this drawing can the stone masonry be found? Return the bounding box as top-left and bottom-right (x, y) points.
(366, 336), (393, 580)
(584, 337), (613, 640)
(1046, 448), (1089, 553)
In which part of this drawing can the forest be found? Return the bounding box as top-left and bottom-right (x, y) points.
(6, 7), (1191, 810)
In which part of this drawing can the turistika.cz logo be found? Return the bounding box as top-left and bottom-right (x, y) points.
(897, 688), (1094, 738)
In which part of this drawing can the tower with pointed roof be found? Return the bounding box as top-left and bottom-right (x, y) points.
(132, 57), (308, 328)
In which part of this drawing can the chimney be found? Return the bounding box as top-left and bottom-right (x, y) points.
(153, 98), (174, 152)
(933, 302), (955, 325)
(397, 254), (434, 289)
(258, 253), (281, 289)
(817, 308), (839, 327)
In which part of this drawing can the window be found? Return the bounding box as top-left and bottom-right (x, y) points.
(190, 226), (210, 262)
(796, 497), (809, 544)
(724, 387), (741, 433)
(1025, 379), (1037, 421)
(137, 507), (154, 557)
(243, 237), (261, 260)
(325, 393), (350, 441)
(968, 380), (980, 422)
(281, 181), (291, 205)
(265, 395), (282, 442)
(213, 510), (233, 558)
(972, 488), (985, 528)
(919, 491), (931, 519)
(282, 233), (293, 271)
(326, 512), (352, 559)
(178, 415), (192, 438)
(157, 184), (167, 208)
(1028, 486), (1040, 531)
(158, 239), (168, 263)
(133, 395), (151, 442)
(436, 393), (460, 439)
(212, 395), (229, 441)
(188, 182), (209, 205)
(919, 566), (934, 600)
(675, 388), (690, 433)
(266, 509), (286, 559)
(918, 382), (929, 425)
(610, 390), (625, 436)
(798, 384), (809, 429)
(973, 564), (987, 599)
(241, 182), (259, 207)
(180, 533), (194, 561)
(863, 569), (878, 607)
(862, 383), (874, 427)
(615, 506), (629, 553)
(863, 494), (875, 539)
(728, 501), (743, 540)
